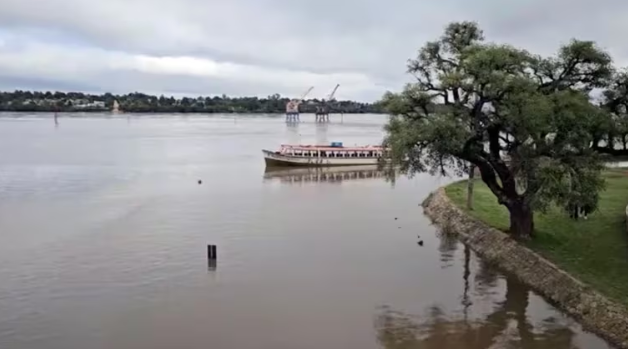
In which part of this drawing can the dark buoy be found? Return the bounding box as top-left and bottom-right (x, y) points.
(418, 240), (424, 246)
(198, 180), (202, 185)
(207, 245), (217, 259)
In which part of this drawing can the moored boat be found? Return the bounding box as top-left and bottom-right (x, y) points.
(262, 142), (388, 167)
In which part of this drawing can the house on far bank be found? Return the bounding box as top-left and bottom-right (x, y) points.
(73, 101), (106, 109)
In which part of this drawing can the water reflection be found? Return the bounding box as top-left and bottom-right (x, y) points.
(474, 260), (501, 295)
(375, 235), (603, 349)
(263, 165), (393, 184)
(437, 230), (458, 269)
(315, 122), (329, 145)
(207, 259), (217, 271)
(376, 284), (579, 348)
(285, 120), (300, 144)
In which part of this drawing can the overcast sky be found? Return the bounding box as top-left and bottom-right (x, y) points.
(0, 0), (627, 101)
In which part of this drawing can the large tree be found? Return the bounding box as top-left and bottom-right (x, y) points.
(381, 22), (611, 239)
(593, 70), (628, 156)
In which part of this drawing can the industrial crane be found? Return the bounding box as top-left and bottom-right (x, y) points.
(327, 84), (339, 101)
(285, 86), (314, 122)
(300, 86), (314, 101)
(315, 84), (340, 122)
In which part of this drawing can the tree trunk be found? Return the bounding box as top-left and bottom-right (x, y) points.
(466, 165), (475, 210)
(507, 201), (534, 240)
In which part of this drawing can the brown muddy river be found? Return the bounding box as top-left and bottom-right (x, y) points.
(0, 113), (615, 348)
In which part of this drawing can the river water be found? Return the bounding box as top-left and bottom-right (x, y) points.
(0, 112), (614, 349)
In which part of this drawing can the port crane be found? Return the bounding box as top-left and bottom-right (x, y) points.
(315, 84), (339, 122)
(285, 86), (314, 122)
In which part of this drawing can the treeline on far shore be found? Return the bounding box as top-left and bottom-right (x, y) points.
(0, 91), (385, 114)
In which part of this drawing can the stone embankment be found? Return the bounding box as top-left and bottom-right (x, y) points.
(422, 188), (628, 349)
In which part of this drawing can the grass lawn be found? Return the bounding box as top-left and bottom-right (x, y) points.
(445, 169), (628, 306)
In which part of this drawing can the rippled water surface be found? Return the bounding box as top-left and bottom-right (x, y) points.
(0, 113), (615, 348)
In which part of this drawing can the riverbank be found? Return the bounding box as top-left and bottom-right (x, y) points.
(422, 170), (628, 348)
(447, 171), (628, 305)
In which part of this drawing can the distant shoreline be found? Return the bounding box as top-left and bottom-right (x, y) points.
(0, 110), (380, 114)
(0, 91), (384, 114)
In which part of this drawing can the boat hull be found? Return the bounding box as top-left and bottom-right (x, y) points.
(263, 149), (381, 167)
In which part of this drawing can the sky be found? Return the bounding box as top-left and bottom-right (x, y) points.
(1, 0), (627, 102)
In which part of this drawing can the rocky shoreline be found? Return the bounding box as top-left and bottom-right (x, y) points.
(422, 188), (628, 349)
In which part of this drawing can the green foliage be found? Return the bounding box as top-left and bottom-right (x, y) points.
(597, 70), (628, 154)
(532, 152), (607, 213)
(382, 21), (615, 238)
(0, 90), (382, 114)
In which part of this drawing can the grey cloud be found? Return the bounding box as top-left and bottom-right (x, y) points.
(2, 0), (628, 99)
(0, 76), (101, 93)
(0, 0), (456, 78)
(0, 70), (385, 102)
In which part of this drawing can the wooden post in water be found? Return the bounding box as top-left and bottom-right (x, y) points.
(207, 245), (217, 260)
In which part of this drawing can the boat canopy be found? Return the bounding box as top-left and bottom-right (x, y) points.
(279, 144), (385, 153)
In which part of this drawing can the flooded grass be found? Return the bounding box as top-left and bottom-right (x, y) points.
(445, 170), (628, 306)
